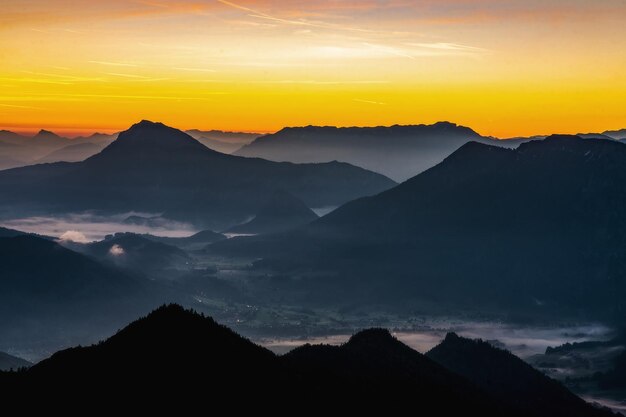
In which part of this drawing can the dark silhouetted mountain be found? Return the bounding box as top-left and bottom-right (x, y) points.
(598, 349), (626, 390)
(0, 235), (140, 309)
(0, 130), (29, 145)
(211, 135), (626, 319)
(226, 190), (318, 235)
(0, 235), (149, 355)
(0, 352), (31, 371)
(0, 120), (394, 230)
(0, 129), (116, 164)
(235, 122), (527, 181)
(79, 232), (192, 279)
(577, 133), (615, 140)
(186, 129), (260, 154)
(603, 129), (626, 140)
(35, 142), (107, 163)
(281, 328), (513, 415)
(2, 305), (612, 414)
(0, 226), (26, 238)
(427, 333), (613, 417)
(142, 229), (226, 250)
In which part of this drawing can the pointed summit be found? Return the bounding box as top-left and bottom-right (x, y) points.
(92, 120), (211, 161)
(33, 129), (61, 139)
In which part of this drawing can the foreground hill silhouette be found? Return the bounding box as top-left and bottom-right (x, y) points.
(235, 122), (527, 181)
(0, 120), (394, 230)
(0, 305), (613, 414)
(427, 333), (612, 417)
(212, 135), (626, 320)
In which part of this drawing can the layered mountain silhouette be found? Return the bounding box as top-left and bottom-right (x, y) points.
(0, 305), (614, 414)
(598, 349), (626, 390)
(0, 120), (394, 230)
(35, 142), (108, 163)
(0, 129), (116, 167)
(212, 135), (626, 319)
(185, 129), (260, 154)
(226, 190), (318, 235)
(0, 234), (149, 354)
(603, 128), (626, 140)
(427, 333), (611, 417)
(0, 352), (31, 371)
(235, 122), (528, 181)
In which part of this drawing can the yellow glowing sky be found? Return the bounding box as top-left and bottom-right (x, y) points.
(1, 0), (625, 137)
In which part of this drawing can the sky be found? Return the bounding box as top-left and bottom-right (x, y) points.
(0, 0), (625, 137)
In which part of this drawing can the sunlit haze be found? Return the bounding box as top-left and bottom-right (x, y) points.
(1, 0), (625, 137)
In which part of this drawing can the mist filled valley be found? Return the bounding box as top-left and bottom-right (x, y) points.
(0, 119), (625, 413)
(3, 0), (626, 412)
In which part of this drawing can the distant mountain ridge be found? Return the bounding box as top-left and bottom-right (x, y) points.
(235, 121), (528, 181)
(0, 120), (395, 230)
(185, 129), (260, 154)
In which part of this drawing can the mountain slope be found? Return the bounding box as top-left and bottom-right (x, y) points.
(212, 135), (626, 318)
(0, 120), (394, 230)
(35, 142), (107, 163)
(604, 128), (626, 140)
(185, 129), (260, 153)
(0, 352), (31, 371)
(235, 122), (526, 181)
(226, 190), (318, 234)
(79, 233), (192, 279)
(427, 333), (612, 417)
(2, 305), (612, 415)
(0, 235), (150, 355)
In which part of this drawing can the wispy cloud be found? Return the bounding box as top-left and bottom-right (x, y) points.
(0, 103), (46, 110)
(103, 72), (150, 79)
(89, 60), (139, 67)
(352, 98), (387, 105)
(173, 67), (217, 73)
(260, 79), (389, 85)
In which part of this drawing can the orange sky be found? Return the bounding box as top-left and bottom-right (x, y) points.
(1, 0), (625, 137)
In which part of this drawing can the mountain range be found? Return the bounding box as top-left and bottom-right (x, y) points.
(185, 129), (261, 153)
(0, 304), (614, 415)
(0, 130), (116, 169)
(211, 135), (626, 320)
(0, 120), (394, 230)
(235, 122), (529, 181)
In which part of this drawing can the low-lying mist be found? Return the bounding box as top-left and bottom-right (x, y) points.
(1, 212), (197, 242)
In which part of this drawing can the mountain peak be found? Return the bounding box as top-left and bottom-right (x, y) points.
(346, 328), (397, 347)
(34, 129), (61, 139)
(93, 120), (210, 159)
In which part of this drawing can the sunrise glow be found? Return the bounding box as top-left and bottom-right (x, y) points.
(1, 0), (625, 137)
